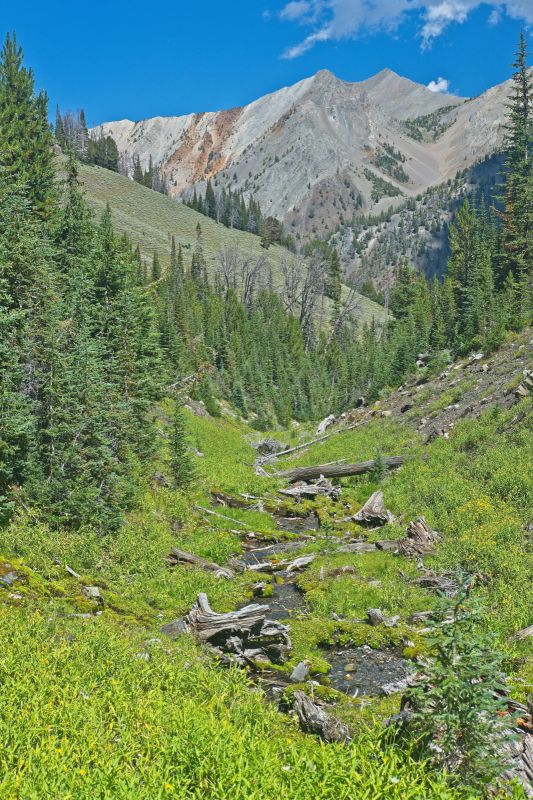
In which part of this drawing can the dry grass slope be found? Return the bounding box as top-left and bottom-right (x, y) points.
(78, 162), (387, 327)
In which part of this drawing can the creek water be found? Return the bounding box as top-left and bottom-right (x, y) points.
(240, 519), (412, 697)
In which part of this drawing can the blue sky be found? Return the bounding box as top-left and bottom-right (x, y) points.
(5, 1), (532, 125)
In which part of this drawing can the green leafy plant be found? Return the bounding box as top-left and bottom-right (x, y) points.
(369, 449), (388, 483)
(405, 582), (514, 790)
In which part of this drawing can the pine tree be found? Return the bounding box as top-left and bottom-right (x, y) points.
(205, 179), (217, 219)
(152, 251), (161, 281)
(170, 401), (195, 488)
(500, 32), (532, 326)
(0, 33), (55, 212)
(77, 108), (89, 161)
(405, 584), (512, 789)
(191, 222), (207, 284)
(54, 105), (65, 148)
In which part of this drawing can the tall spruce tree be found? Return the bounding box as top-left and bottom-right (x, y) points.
(501, 31), (532, 326)
(0, 33), (55, 213)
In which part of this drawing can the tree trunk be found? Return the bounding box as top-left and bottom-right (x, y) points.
(276, 456), (404, 483)
(292, 691), (352, 743)
(165, 548), (234, 579)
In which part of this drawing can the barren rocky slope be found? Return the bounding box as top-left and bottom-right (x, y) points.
(93, 67), (512, 235)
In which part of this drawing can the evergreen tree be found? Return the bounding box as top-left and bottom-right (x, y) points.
(54, 105), (65, 148)
(405, 584), (512, 790)
(500, 31), (532, 326)
(191, 223), (207, 285)
(170, 401), (195, 488)
(204, 179), (217, 219)
(152, 250), (161, 281)
(0, 33), (55, 212)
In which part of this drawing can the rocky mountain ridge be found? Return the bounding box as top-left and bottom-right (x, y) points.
(93, 67), (517, 286)
(93, 67), (510, 211)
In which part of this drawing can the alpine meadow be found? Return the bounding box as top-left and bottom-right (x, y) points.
(0, 8), (532, 800)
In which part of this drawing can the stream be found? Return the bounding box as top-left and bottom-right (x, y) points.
(239, 519), (413, 698)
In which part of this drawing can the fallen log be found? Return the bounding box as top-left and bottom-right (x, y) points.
(240, 553), (315, 574)
(510, 624), (533, 642)
(367, 608), (399, 627)
(258, 411), (375, 463)
(338, 541), (378, 553)
(165, 548), (234, 579)
(278, 478), (341, 501)
(211, 491), (254, 509)
(292, 691), (352, 744)
(413, 573), (458, 595)
(194, 504), (248, 527)
(276, 457), (404, 483)
(397, 517), (440, 557)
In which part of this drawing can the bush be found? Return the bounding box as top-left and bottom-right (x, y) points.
(404, 583), (514, 790)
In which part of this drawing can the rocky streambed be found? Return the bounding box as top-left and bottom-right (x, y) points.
(237, 527), (414, 699)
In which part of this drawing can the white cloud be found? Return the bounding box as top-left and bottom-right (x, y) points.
(279, 1), (313, 21)
(277, 0), (533, 57)
(488, 5), (502, 23)
(427, 76), (451, 91)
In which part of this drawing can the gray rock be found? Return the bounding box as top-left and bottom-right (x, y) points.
(161, 617), (188, 639)
(81, 585), (103, 602)
(0, 571), (17, 587)
(290, 661), (310, 683)
(380, 678), (410, 696)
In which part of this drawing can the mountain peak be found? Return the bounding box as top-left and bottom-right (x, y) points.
(310, 68), (342, 86)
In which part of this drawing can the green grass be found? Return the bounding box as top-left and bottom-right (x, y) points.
(0, 384), (530, 797)
(78, 162), (386, 328)
(0, 606), (473, 800)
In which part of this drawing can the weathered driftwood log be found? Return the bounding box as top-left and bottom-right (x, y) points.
(278, 478), (341, 501)
(413, 573), (458, 596)
(367, 608), (399, 627)
(258, 411), (375, 463)
(338, 541), (378, 553)
(375, 540), (399, 552)
(165, 548), (234, 579)
(211, 491), (256, 510)
(292, 691), (352, 744)
(240, 553), (316, 574)
(286, 554), (315, 574)
(352, 491), (395, 526)
(194, 504), (248, 528)
(397, 517), (440, 557)
(510, 624), (533, 642)
(316, 414), (336, 436)
(276, 457), (404, 483)
(184, 593), (291, 665)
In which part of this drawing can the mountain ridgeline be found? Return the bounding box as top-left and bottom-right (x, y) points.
(90, 63), (527, 289)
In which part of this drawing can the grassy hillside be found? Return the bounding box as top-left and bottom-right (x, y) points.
(0, 334), (530, 797)
(78, 162), (387, 327)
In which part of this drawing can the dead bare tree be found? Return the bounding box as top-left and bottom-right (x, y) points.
(329, 284), (364, 343)
(216, 246), (268, 308)
(280, 253), (325, 348)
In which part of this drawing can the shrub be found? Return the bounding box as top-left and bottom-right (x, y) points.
(404, 583), (514, 790)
